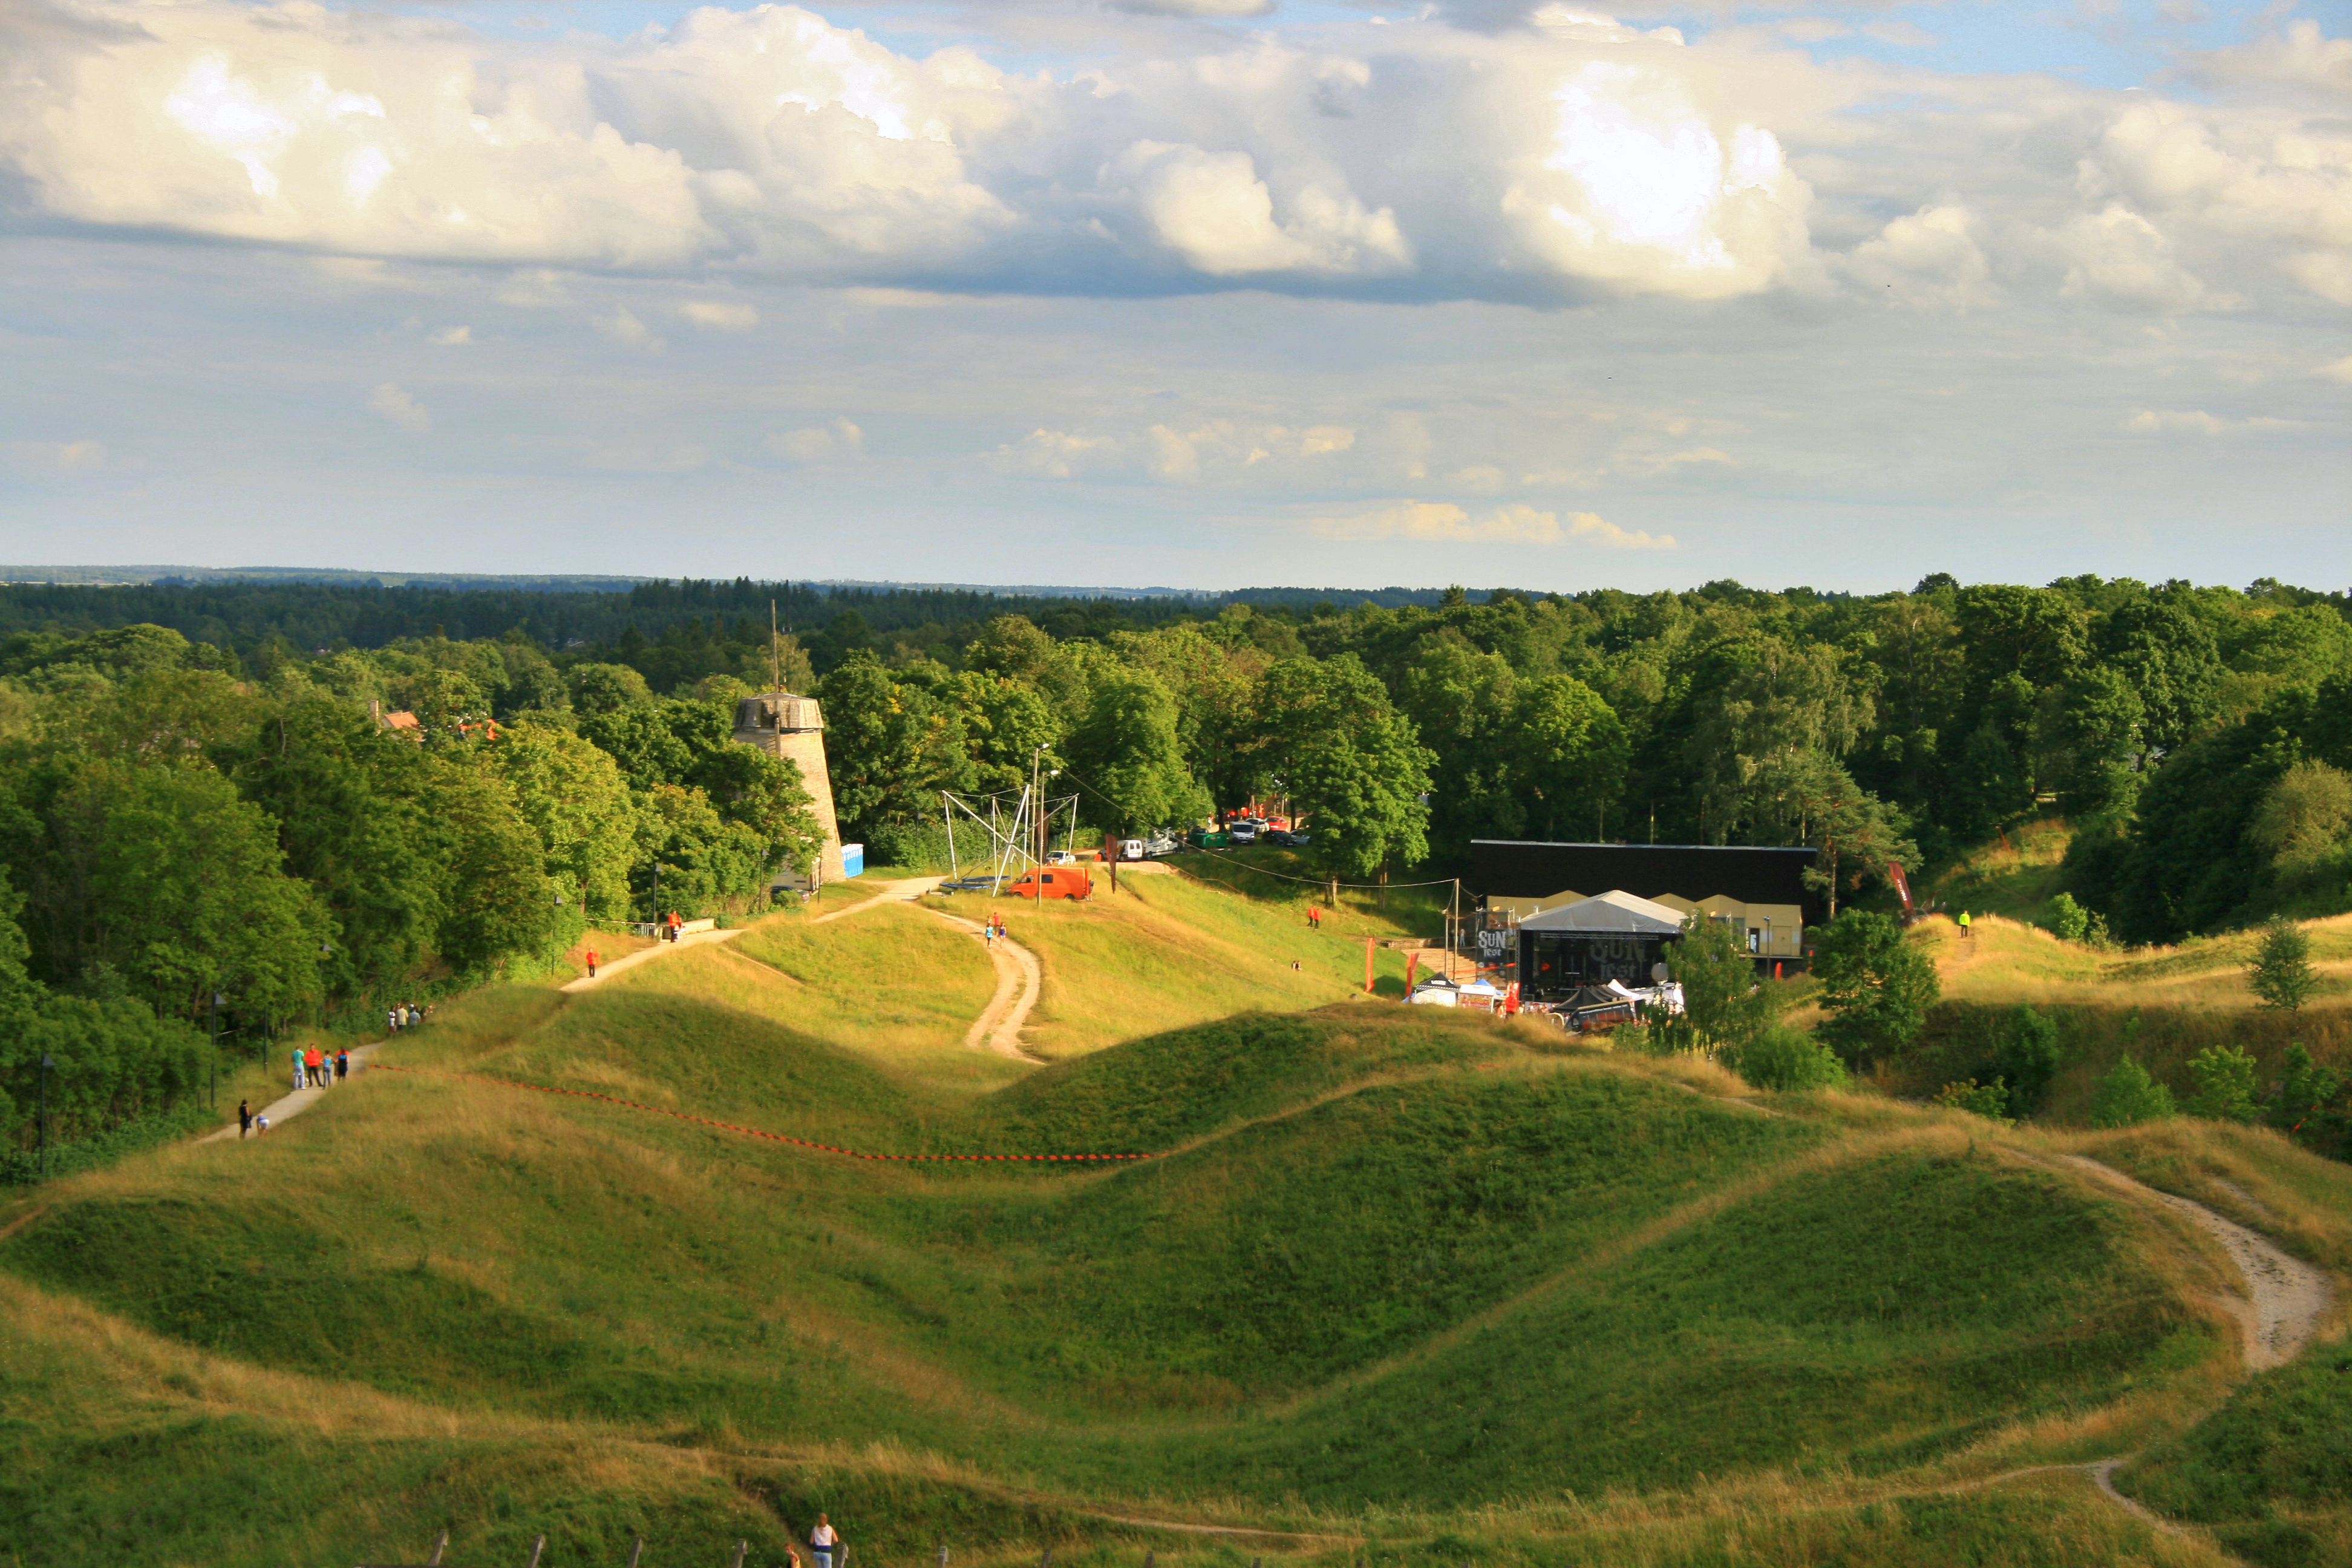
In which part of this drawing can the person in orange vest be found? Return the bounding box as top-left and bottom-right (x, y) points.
(668, 910), (683, 942)
(584, 945), (599, 979)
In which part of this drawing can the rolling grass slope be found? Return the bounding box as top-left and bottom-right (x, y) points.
(3, 955), (2290, 1568)
(6, 868), (2341, 1567)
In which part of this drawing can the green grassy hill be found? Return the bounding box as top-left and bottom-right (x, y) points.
(4, 870), (2347, 1567)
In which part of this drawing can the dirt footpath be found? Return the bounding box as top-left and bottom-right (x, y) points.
(2059, 1154), (2334, 1371)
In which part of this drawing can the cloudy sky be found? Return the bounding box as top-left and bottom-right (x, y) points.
(1, 0), (2346, 593)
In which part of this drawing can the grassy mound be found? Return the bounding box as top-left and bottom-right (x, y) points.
(2118, 1342), (2352, 1567)
(0, 879), (2316, 1567)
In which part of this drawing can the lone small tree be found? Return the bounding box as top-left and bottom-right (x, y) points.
(1654, 913), (1772, 1058)
(2246, 918), (2318, 1014)
(2184, 1043), (2261, 1123)
(1812, 909), (1941, 1063)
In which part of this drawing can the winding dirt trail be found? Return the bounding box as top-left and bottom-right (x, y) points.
(1938, 1154), (2337, 1540)
(2055, 1154), (2333, 1372)
(924, 907), (1045, 1062)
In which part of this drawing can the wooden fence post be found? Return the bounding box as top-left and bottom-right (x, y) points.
(528, 1537), (547, 1568)
(627, 1538), (644, 1568)
(732, 1542), (748, 1568)
(428, 1532), (449, 1567)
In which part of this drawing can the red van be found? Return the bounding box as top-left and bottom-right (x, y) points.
(1010, 866), (1093, 901)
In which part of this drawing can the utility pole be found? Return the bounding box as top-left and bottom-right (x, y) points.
(209, 991), (221, 1111)
(770, 599), (783, 690)
(1032, 746), (1045, 869)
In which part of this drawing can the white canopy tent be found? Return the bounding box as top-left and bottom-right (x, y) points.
(1516, 889), (1687, 935)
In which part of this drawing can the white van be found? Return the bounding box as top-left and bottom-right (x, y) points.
(1120, 839), (1146, 861)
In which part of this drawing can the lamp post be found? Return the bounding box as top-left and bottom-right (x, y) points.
(38, 1054), (54, 1181)
(209, 991), (227, 1111)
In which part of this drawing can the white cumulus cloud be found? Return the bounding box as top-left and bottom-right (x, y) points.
(1316, 501), (1675, 547)
(367, 383), (430, 433)
(595, 307), (667, 354)
(766, 418), (866, 463)
(7, 439), (109, 474)
(681, 300), (760, 332)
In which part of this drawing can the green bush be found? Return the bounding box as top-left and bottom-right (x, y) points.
(2091, 1053), (2177, 1128)
(2047, 892), (2091, 942)
(1935, 1079), (2013, 1122)
(2184, 1043), (2261, 1123)
(0, 1100), (213, 1187)
(1992, 1005), (2063, 1116)
(1734, 1025), (1848, 1092)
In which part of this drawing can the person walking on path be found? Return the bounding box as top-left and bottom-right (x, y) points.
(291, 1048), (305, 1090)
(669, 910), (684, 942)
(584, 946), (599, 979)
(335, 1049), (350, 1082)
(304, 1045), (326, 1088)
(810, 1515), (840, 1568)
(238, 1099), (253, 1139)
(1958, 909), (1973, 940)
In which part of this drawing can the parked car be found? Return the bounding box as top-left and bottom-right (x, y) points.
(1045, 850), (1077, 865)
(1270, 828), (1310, 846)
(1228, 822), (1259, 844)
(1010, 866), (1093, 901)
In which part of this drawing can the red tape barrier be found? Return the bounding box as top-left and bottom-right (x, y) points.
(369, 1064), (1160, 1163)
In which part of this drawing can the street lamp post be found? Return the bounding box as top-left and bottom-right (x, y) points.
(38, 1054), (54, 1181)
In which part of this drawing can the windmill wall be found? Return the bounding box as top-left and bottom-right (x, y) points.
(733, 693), (845, 884)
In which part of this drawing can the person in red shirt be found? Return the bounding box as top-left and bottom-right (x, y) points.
(584, 946), (599, 979)
(303, 1045), (325, 1088)
(668, 910), (683, 941)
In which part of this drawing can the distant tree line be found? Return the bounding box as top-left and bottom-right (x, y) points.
(7, 570), (2351, 1158)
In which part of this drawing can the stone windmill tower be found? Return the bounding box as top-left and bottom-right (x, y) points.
(733, 690), (845, 884)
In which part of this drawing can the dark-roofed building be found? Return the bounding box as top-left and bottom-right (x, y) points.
(1469, 840), (1821, 990)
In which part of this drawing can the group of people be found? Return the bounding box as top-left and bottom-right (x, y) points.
(292, 1044), (351, 1091)
(385, 1000), (427, 1031)
(980, 913), (1007, 947)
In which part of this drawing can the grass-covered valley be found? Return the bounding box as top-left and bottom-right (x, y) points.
(6, 869), (2349, 1568)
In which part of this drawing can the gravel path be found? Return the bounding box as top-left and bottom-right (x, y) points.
(560, 925), (748, 992)
(926, 909), (1045, 1062)
(807, 876), (938, 926)
(2058, 1155), (2333, 1371)
(198, 1040), (385, 1142)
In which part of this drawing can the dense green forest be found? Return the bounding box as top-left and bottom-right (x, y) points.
(5, 571), (2351, 1163)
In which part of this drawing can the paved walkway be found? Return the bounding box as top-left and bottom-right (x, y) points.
(560, 925), (749, 993)
(201, 1041), (385, 1142)
(808, 875), (938, 925)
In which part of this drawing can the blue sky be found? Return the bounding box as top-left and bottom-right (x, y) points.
(1, 0), (2346, 592)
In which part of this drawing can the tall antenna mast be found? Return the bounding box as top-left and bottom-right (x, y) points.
(770, 599), (782, 691)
